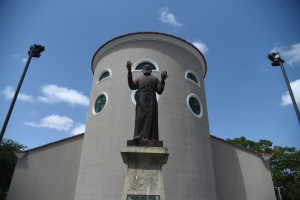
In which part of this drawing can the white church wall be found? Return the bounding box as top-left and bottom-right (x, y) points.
(7, 134), (84, 200)
(6, 33), (276, 200)
(210, 136), (276, 200)
(74, 33), (217, 200)
(7, 133), (276, 200)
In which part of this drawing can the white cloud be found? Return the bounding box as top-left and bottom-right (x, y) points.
(25, 115), (74, 132)
(11, 54), (29, 64)
(0, 86), (34, 102)
(1, 84), (89, 106)
(159, 7), (181, 27)
(70, 123), (85, 135)
(38, 84), (89, 106)
(192, 41), (209, 54)
(29, 110), (38, 116)
(281, 79), (300, 106)
(12, 54), (19, 58)
(271, 43), (300, 66)
(22, 58), (28, 63)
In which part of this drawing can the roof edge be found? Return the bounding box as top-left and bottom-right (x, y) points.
(91, 32), (207, 78)
(210, 135), (273, 157)
(17, 133), (272, 159)
(15, 133), (84, 153)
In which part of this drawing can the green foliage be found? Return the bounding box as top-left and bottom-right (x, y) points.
(0, 139), (26, 200)
(226, 136), (273, 154)
(226, 136), (300, 200)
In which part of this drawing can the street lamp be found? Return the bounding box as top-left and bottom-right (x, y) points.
(268, 52), (300, 124)
(0, 44), (45, 143)
(274, 186), (282, 200)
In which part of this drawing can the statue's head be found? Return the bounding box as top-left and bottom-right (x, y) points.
(142, 65), (152, 75)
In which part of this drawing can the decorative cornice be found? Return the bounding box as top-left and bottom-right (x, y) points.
(91, 32), (207, 78)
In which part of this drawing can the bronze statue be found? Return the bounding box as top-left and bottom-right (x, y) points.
(126, 61), (168, 141)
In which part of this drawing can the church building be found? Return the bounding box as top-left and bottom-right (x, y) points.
(7, 32), (276, 200)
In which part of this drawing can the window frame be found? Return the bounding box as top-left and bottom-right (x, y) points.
(97, 68), (112, 84)
(93, 92), (108, 115)
(186, 93), (203, 118)
(132, 59), (159, 72)
(131, 90), (160, 106)
(185, 70), (201, 87)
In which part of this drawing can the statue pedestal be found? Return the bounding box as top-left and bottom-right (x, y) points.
(121, 146), (169, 200)
(127, 140), (163, 147)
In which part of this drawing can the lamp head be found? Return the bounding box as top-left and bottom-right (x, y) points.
(268, 52), (283, 66)
(268, 52), (280, 61)
(268, 53), (275, 61)
(28, 44), (45, 57)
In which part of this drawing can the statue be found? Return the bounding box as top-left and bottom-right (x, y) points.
(126, 61), (168, 141)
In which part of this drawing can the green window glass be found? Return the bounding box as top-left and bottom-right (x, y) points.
(134, 91), (139, 102)
(135, 62), (156, 70)
(94, 94), (106, 113)
(132, 90), (159, 105)
(189, 97), (201, 115)
(99, 71), (110, 82)
(187, 73), (198, 84)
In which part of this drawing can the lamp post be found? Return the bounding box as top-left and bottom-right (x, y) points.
(268, 52), (300, 124)
(0, 44), (45, 143)
(275, 186), (282, 200)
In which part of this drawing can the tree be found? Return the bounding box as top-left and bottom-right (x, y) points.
(0, 139), (26, 200)
(226, 136), (300, 200)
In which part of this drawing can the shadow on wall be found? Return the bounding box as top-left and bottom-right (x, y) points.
(15, 155), (28, 169)
(262, 159), (271, 171)
(211, 139), (247, 200)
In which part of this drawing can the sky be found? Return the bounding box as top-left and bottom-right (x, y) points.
(0, 0), (299, 149)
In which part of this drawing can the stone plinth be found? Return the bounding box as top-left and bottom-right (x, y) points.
(121, 146), (169, 200)
(127, 140), (163, 147)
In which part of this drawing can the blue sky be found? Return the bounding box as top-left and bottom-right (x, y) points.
(0, 0), (299, 149)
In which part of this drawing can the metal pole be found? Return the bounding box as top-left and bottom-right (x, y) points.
(279, 61), (300, 124)
(276, 187), (282, 200)
(0, 46), (36, 143)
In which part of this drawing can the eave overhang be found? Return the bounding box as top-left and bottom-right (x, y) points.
(91, 32), (207, 78)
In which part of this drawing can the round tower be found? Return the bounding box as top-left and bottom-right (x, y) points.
(74, 32), (217, 200)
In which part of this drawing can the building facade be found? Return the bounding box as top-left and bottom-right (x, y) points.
(7, 32), (276, 200)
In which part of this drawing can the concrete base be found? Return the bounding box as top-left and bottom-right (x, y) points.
(121, 146), (169, 200)
(127, 140), (163, 147)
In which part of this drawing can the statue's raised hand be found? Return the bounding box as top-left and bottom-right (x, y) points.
(161, 70), (168, 81)
(126, 61), (132, 71)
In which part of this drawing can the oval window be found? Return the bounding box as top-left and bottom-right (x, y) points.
(134, 90), (139, 102)
(187, 94), (203, 118)
(97, 69), (112, 84)
(185, 70), (200, 87)
(133, 59), (159, 72)
(187, 73), (198, 84)
(131, 90), (159, 105)
(94, 93), (108, 114)
(99, 71), (110, 81)
(135, 62), (156, 71)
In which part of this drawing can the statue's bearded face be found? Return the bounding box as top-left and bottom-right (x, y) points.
(142, 65), (152, 75)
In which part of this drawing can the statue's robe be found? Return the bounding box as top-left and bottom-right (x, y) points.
(128, 74), (165, 140)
